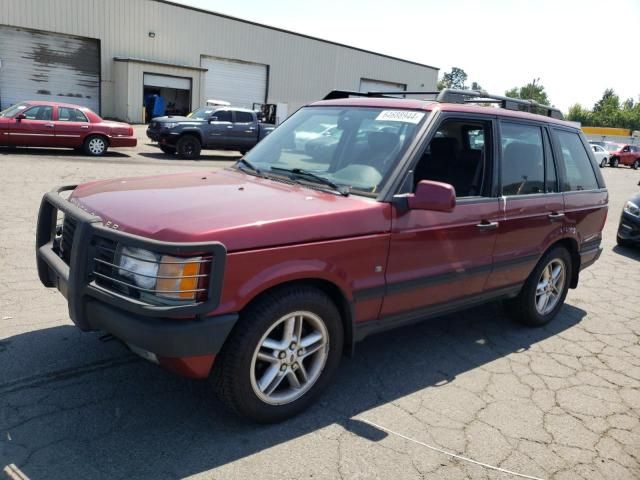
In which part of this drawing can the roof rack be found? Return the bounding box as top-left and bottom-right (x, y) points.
(323, 88), (564, 120)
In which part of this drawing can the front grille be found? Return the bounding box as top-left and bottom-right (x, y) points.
(60, 216), (77, 264)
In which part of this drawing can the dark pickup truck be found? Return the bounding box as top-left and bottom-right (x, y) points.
(147, 106), (275, 159)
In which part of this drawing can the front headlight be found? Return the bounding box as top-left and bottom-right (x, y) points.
(117, 246), (203, 300)
(624, 201), (639, 217)
(163, 122), (179, 129)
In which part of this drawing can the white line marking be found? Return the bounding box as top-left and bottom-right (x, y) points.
(359, 418), (546, 480)
(3, 464), (30, 480)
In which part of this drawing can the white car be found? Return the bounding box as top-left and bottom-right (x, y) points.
(590, 144), (609, 168)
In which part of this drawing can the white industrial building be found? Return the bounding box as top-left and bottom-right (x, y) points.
(0, 0), (438, 123)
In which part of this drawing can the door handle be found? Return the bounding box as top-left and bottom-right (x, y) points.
(547, 212), (565, 221)
(227, 125), (233, 129)
(80, 125), (89, 129)
(476, 220), (499, 231)
(248, 127), (256, 131)
(44, 123), (54, 128)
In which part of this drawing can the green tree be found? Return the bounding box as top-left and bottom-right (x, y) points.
(437, 67), (468, 90)
(505, 78), (550, 105)
(470, 81), (483, 91)
(566, 89), (640, 130)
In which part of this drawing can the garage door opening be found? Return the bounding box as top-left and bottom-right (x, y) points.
(143, 73), (191, 122)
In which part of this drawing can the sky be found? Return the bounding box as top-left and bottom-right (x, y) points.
(174, 0), (640, 112)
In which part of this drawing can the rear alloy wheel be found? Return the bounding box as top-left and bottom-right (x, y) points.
(160, 145), (176, 155)
(83, 135), (108, 156)
(505, 246), (571, 327)
(633, 160), (639, 170)
(611, 157), (619, 167)
(176, 135), (201, 159)
(213, 286), (343, 423)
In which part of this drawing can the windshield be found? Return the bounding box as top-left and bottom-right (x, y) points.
(243, 106), (428, 195)
(0, 103), (29, 118)
(188, 107), (216, 120)
(604, 143), (622, 152)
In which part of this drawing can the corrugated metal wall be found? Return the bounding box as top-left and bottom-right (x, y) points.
(0, 0), (438, 120)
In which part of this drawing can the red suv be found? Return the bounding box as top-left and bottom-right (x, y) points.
(0, 101), (136, 155)
(36, 89), (607, 422)
(608, 144), (640, 169)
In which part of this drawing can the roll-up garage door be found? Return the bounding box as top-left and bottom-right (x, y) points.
(201, 57), (267, 109)
(0, 26), (100, 112)
(360, 78), (407, 94)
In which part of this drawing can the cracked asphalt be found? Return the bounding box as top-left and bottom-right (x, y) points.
(1, 129), (639, 479)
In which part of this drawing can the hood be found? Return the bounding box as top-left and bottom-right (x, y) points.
(151, 116), (199, 123)
(70, 169), (390, 252)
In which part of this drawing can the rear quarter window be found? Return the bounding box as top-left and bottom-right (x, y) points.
(554, 130), (599, 191)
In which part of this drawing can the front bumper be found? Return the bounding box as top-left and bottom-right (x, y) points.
(617, 211), (640, 244)
(109, 135), (137, 148)
(36, 186), (237, 358)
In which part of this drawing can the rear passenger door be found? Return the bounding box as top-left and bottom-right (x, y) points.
(54, 106), (90, 147)
(551, 128), (607, 262)
(485, 121), (564, 291)
(231, 111), (258, 149)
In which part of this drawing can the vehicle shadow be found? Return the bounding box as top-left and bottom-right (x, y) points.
(0, 147), (131, 158)
(138, 151), (241, 162)
(612, 244), (640, 261)
(0, 302), (586, 479)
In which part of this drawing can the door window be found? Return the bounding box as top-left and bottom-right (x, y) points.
(212, 110), (232, 122)
(58, 107), (89, 122)
(412, 119), (492, 197)
(22, 105), (53, 121)
(235, 111), (254, 123)
(500, 123), (544, 196)
(554, 129), (599, 191)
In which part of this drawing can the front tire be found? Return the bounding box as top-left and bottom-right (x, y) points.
(213, 286), (343, 423)
(83, 135), (108, 156)
(505, 246), (572, 327)
(176, 135), (201, 159)
(610, 157), (619, 167)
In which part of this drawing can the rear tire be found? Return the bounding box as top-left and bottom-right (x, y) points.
(160, 145), (176, 155)
(176, 135), (201, 159)
(600, 158), (608, 168)
(617, 235), (631, 247)
(212, 286), (343, 423)
(83, 135), (108, 156)
(505, 246), (572, 327)
(633, 160), (639, 170)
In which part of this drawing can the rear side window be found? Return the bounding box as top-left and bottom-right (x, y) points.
(235, 111), (254, 123)
(500, 123), (545, 195)
(554, 130), (599, 191)
(58, 107), (88, 122)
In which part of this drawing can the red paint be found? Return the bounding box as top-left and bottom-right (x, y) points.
(0, 100), (136, 150)
(158, 354), (216, 378)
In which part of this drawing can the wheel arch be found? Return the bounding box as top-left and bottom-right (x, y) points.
(239, 278), (356, 357)
(547, 237), (580, 288)
(178, 129), (203, 144)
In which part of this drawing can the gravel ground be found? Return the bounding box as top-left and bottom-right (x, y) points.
(1, 131), (639, 480)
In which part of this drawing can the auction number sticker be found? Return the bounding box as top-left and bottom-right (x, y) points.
(375, 110), (425, 124)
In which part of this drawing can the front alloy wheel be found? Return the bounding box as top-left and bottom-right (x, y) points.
(212, 286), (343, 423)
(250, 311), (328, 405)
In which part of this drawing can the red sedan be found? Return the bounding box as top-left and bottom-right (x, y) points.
(0, 101), (136, 156)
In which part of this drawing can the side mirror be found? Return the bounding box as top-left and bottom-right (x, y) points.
(15, 113), (25, 121)
(407, 180), (456, 212)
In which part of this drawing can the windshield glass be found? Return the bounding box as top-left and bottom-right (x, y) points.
(0, 103), (29, 118)
(188, 107), (216, 120)
(604, 143), (622, 152)
(243, 106), (429, 195)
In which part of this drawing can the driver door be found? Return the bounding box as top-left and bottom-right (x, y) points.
(205, 109), (233, 148)
(9, 105), (55, 147)
(380, 116), (500, 318)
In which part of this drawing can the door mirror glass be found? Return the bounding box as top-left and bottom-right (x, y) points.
(15, 113), (25, 121)
(407, 180), (456, 212)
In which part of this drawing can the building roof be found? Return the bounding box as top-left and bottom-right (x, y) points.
(155, 0), (438, 71)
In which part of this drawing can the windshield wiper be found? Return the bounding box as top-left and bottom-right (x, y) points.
(236, 158), (263, 176)
(270, 167), (349, 196)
